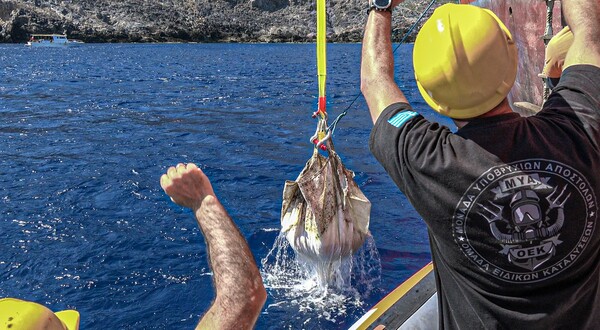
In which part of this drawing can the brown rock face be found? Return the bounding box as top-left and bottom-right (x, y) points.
(0, 0), (452, 43)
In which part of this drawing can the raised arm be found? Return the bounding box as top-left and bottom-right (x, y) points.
(160, 163), (266, 330)
(562, 0), (600, 69)
(361, 0), (409, 124)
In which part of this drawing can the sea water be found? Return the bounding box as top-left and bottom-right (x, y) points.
(0, 43), (451, 329)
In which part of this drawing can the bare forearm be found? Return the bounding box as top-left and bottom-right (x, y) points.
(160, 164), (265, 329)
(361, 11), (408, 123)
(195, 196), (266, 329)
(562, 0), (600, 69)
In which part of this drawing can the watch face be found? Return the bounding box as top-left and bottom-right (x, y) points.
(373, 0), (391, 9)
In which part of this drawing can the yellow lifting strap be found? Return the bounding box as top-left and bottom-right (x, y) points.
(316, 0), (327, 116)
(310, 0), (330, 150)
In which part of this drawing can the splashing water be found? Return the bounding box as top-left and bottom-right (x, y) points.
(261, 231), (382, 327)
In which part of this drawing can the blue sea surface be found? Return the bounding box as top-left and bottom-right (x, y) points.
(0, 43), (453, 329)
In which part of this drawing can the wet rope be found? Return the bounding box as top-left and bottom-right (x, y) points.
(325, 0), (439, 137)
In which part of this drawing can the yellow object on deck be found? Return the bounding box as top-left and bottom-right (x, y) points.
(0, 298), (80, 330)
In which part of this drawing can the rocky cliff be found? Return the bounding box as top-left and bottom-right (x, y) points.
(0, 0), (450, 43)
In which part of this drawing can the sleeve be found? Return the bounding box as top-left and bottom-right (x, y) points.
(368, 102), (490, 223)
(540, 65), (600, 147)
(369, 100), (510, 225)
(369, 102), (423, 192)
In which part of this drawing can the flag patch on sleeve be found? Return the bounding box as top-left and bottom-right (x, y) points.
(387, 111), (418, 128)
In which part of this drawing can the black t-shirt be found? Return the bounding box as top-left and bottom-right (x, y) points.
(369, 65), (600, 329)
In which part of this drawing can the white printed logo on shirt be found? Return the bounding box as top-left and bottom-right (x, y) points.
(453, 159), (597, 283)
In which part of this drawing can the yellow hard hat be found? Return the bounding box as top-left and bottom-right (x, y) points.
(413, 3), (518, 119)
(0, 298), (80, 330)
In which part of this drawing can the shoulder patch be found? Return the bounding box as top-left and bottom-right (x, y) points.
(387, 111), (418, 128)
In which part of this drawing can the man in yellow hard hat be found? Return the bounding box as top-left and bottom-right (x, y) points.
(0, 298), (79, 330)
(361, 0), (599, 329)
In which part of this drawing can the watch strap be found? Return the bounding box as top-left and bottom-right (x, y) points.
(367, 5), (392, 15)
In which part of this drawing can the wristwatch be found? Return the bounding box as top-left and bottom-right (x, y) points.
(368, 0), (392, 14)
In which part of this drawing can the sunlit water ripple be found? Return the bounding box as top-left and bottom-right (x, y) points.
(0, 43), (451, 329)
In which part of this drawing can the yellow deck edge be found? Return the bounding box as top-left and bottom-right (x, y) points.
(351, 262), (434, 330)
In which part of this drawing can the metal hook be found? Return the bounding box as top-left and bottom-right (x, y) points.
(310, 112), (330, 151)
(310, 127), (330, 151)
(314, 130), (331, 150)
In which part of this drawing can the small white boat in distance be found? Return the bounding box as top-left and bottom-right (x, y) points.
(68, 39), (85, 45)
(26, 34), (69, 47)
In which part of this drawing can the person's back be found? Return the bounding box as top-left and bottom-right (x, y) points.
(361, 1), (600, 328)
(375, 74), (600, 329)
(430, 66), (600, 329)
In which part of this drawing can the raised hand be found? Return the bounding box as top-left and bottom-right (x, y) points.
(160, 163), (215, 211)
